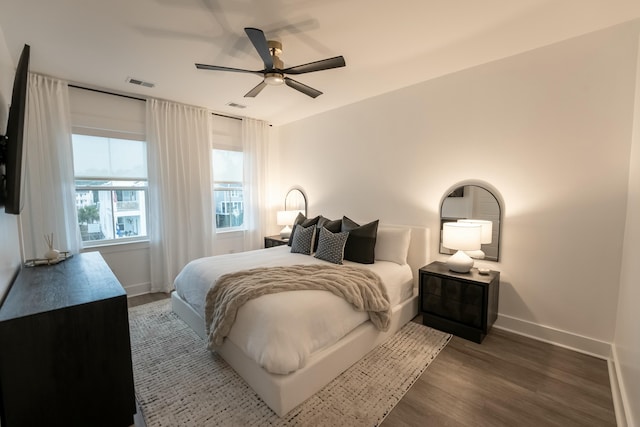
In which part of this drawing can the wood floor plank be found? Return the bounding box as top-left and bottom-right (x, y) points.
(128, 295), (616, 426)
(383, 325), (616, 426)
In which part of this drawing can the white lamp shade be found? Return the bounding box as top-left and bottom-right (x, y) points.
(277, 210), (301, 226)
(457, 219), (492, 244)
(442, 222), (482, 251)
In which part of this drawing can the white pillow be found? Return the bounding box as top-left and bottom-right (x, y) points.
(374, 226), (411, 265)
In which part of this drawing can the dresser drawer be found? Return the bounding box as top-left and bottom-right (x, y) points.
(422, 294), (483, 328)
(422, 276), (483, 306)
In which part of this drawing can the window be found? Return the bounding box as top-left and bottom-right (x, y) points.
(72, 134), (148, 245)
(212, 149), (244, 231)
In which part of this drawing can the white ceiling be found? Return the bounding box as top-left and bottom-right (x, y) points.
(1, 0), (639, 126)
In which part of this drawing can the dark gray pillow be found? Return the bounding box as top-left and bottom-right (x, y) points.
(314, 216), (342, 252)
(341, 216), (379, 264)
(314, 227), (349, 264)
(290, 224), (316, 255)
(288, 214), (320, 246)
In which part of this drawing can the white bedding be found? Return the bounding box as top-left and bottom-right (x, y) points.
(173, 245), (413, 374)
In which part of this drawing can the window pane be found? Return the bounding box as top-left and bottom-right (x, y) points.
(212, 149), (243, 182)
(73, 133), (149, 246)
(214, 188), (243, 228)
(212, 149), (244, 231)
(72, 134), (147, 179)
(76, 188), (147, 243)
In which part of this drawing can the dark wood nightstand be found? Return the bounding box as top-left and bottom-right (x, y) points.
(419, 261), (499, 343)
(264, 235), (288, 248)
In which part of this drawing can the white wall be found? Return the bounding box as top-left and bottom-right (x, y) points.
(0, 26), (21, 303)
(613, 31), (640, 427)
(274, 21), (639, 355)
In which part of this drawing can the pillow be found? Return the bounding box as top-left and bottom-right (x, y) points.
(314, 227), (349, 264)
(341, 216), (379, 264)
(314, 216), (342, 252)
(290, 224), (316, 255)
(375, 226), (411, 265)
(288, 214), (320, 246)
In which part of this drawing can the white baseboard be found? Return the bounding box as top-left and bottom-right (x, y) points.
(493, 313), (612, 360)
(124, 282), (151, 298)
(610, 346), (632, 427)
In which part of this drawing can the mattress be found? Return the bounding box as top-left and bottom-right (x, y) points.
(173, 245), (413, 374)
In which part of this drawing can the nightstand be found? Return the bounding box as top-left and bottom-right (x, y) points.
(419, 261), (499, 343)
(264, 235), (288, 248)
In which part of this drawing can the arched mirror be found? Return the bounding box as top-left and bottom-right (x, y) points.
(284, 188), (307, 216)
(440, 184), (501, 261)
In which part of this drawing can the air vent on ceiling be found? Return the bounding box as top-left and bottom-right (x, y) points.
(226, 102), (247, 109)
(126, 77), (155, 88)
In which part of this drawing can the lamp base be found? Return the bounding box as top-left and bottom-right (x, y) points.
(280, 225), (292, 239)
(465, 249), (486, 260)
(446, 250), (474, 273)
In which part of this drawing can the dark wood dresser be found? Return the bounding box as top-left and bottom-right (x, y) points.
(0, 252), (135, 427)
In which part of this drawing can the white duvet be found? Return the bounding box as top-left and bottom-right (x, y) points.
(174, 245), (413, 374)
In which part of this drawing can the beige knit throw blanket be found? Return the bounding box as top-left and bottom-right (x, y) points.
(204, 264), (391, 348)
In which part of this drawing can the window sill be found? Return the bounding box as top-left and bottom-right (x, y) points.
(215, 229), (245, 235)
(81, 239), (150, 254)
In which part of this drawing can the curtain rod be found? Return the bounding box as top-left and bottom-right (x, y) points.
(68, 83), (146, 102)
(211, 112), (242, 121)
(68, 84), (244, 122)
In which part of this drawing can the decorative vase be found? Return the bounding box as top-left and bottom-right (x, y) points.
(45, 249), (60, 260)
(44, 232), (59, 261)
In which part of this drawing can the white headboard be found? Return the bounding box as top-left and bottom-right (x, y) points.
(378, 224), (430, 287)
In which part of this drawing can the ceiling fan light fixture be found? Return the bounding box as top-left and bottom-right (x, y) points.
(195, 27), (345, 98)
(264, 73), (285, 86)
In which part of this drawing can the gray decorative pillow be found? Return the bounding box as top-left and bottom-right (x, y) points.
(314, 227), (349, 264)
(342, 216), (379, 264)
(290, 224), (316, 255)
(314, 216), (342, 252)
(288, 214), (320, 247)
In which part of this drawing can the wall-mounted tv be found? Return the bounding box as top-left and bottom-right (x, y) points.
(0, 44), (30, 215)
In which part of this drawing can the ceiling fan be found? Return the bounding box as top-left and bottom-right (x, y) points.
(195, 27), (346, 98)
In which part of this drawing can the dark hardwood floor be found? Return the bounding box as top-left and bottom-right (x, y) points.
(128, 294), (616, 426)
(383, 319), (616, 426)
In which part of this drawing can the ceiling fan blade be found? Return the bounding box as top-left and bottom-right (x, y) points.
(282, 56), (346, 75)
(244, 81), (267, 98)
(195, 63), (263, 75)
(284, 77), (322, 98)
(244, 27), (274, 70)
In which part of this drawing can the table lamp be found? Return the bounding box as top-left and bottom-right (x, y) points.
(442, 222), (482, 273)
(276, 210), (302, 239)
(457, 219), (492, 259)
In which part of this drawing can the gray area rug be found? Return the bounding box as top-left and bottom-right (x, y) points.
(129, 300), (451, 426)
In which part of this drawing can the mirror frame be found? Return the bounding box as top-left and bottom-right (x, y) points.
(439, 183), (502, 262)
(284, 187), (307, 217)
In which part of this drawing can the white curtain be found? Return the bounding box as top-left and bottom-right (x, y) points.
(242, 118), (270, 250)
(147, 99), (213, 293)
(21, 73), (81, 260)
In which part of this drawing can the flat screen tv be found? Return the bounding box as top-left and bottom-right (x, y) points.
(0, 44), (30, 215)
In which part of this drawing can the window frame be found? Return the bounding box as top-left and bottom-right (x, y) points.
(212, 147), (245, 233)
(72, 131), (150, 247)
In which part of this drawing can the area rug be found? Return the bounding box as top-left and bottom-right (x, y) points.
(128, 300), (451, 427)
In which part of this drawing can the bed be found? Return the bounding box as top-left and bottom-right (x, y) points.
(171, 221), (429, 416)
